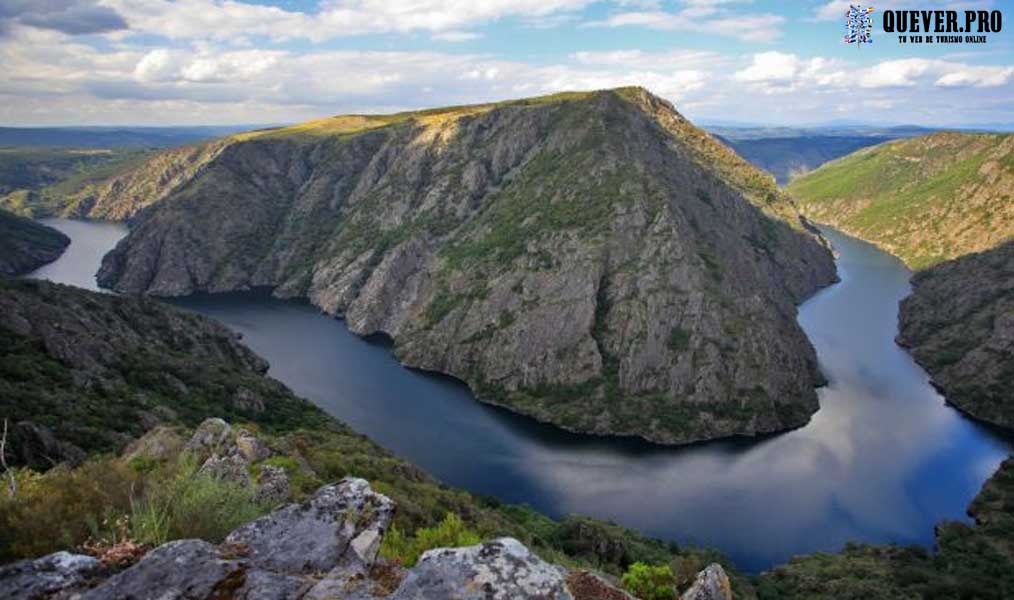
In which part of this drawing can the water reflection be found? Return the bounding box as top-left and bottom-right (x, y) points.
(28, 219), (1013, 573)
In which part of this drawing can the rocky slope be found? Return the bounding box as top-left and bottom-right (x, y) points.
(0, 278), (322, 466)
(789, 132), (1014, 269)
(93, 87), (836, 445)
(897, 241), (1014, 429)
(0, 208), (69, 276)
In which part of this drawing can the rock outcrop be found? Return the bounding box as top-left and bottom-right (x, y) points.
(94, 87), (836, 445)
(897, 241), (1014, 429)
(0, 207), (69, 276)
(681, 563), (733, 600)
(2, 478), (657, 600)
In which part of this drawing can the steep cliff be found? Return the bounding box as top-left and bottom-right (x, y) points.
(0, 209), (69, 276)
(897, 242), (1014, 429)
(95, 87), (836, 444)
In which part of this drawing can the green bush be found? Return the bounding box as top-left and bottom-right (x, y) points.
(621, 562), (678, 600)
(380, 512), (481, 567)
(129, 456), (268, 545)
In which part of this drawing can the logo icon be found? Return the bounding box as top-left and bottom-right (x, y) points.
(845, 5), (875, 45)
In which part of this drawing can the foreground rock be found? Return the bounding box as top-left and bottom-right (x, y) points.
(96, 87), (836, 445)
(897, 241), (1014, 429)
(1, 478), (670, 599)
(681, 563), (733, 600)
(390, 537), (573, 599)
(0, 551), (103, 599)
(0, 207), (69, 276)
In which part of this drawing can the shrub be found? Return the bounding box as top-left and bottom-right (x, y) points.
(129, 456), (268, 545)
(0, 458), (140, 561)
(621, 562), (678, 600)
(380, 512), (481, 567)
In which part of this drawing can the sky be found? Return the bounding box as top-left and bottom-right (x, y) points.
(0, 0), (1012, 127)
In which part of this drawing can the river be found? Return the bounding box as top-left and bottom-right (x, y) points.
(27, 218), (1013, 572)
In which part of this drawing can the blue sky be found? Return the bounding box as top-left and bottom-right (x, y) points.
(0, 0), (1011, 126)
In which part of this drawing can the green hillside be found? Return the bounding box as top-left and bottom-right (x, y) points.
(788, 132), (1014, 269)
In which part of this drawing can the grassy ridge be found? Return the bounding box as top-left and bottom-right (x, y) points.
(789, 132), (1014, 269)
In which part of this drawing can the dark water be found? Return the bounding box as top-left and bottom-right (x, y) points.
(29, 219), (1013, 572)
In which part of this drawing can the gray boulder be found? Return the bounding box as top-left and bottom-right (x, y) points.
(81, 540), (244, 600)
(254, 465), (291, 505)
(236, 428), (273, 462)
(389, 537), (574, 600)
(121, 425), (185, 464)
(224, 477), (394, 574)
(200, 452), (253, 487)
(681, 563), (733, 600)
(185, 417), (233, 457)
(0, 551), (102, 599)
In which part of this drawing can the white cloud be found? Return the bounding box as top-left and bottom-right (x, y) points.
(585, 9), (785, 42)
(103, 0), (595, 42)
(431, 31), (483, 42)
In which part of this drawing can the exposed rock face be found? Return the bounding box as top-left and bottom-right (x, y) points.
(0, 207), (69, 276)
(224, 477), (394, 574)
(96, 87), (836, 445)
(680, 563), (733, 600)
(389, 538), (573, 599)
(897, 241), (1014, 429)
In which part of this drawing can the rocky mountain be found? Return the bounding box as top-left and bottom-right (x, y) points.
(789, 132), (1014, 269)
(0, 208), (69, 276)
(897, 241), (1014, 429)
(91, 87), (837, 445)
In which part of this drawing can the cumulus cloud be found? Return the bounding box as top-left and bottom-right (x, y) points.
(734, 52), (1013, 91)
(0, 0), (127, 36)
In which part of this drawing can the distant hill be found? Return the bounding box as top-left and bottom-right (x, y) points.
(788, 132), (1014, 269)
(0, 126), (272, 149)
(710, 125), (934, 184)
